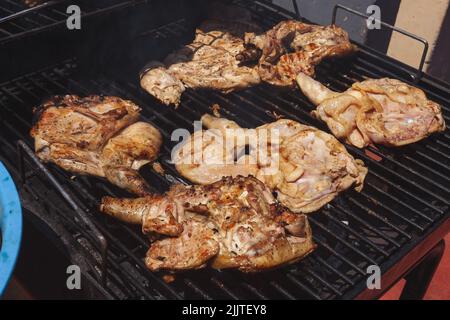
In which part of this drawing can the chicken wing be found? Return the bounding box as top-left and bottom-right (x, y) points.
(100, 176), (315, 272)
(173, 114), (367, 213)
(31, 95), (162, 195)
(297, 73), (446, 147)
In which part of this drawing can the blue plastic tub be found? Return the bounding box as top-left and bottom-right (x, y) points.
(0, 162), (22, 296)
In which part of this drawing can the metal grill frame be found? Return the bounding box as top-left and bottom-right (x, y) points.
(0, 0), (144, 45)
(0, 0), (449, 300)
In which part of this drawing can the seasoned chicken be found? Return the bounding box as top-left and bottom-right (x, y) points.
(174, 115), (259, 184)
(173, 114), (367, 213)
(297, 73), (446, 147)
(31, 95), (162, 195)
(238, 20), (356, 87)
(100, 176), (316, 272)
(140, 14), (261, 106)
(140, 6), (355, 107)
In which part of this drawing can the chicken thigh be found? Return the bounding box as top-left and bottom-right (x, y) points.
(297, 73), (446, 147)
(31, 95), (162, 195)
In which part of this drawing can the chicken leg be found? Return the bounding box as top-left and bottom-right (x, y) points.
(297, 73), (446, 147)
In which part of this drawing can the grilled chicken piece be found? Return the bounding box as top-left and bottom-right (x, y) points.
(31, 95), (162, 195)
(174, 116), (259, 184)
(141, 11), (355, 106)
(140, 16), (261, 107)
(173, 114), (367, 213)
(100, 176), (316, 272)
(297, 73), (446, 147)
(238, 20), (356, 87)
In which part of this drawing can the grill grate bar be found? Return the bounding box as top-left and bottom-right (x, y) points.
(361, 171), (441, 219)
(308, 216), (378, 265)
(3, 0), (60, 23)
(0, 0), (144, 44)
(312, 255), (355, 286)
(366, 146), (450, 193)
(322, 212), (390, 256)
(312, 237), (366, 275)
(359, 189), (427, 232)
(402, 154), (450, 183)
(184, 279), (213, 300)
(284, 273), (322, 300)
(346, 196), (413, 239)
(295, 268), (343, 297)
(210, 277), (240, 300)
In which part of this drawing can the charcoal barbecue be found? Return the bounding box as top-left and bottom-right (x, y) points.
(0, 0), (448, 300)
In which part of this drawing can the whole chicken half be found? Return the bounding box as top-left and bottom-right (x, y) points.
(173, 114), (367, 213)
(31, 95), (162, 196)
(297, 73), (446, 148)
(100, 176), (316, 272)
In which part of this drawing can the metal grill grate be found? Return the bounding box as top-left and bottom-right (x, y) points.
(0, 1), (449, 299)
(0, 0), (142, 44)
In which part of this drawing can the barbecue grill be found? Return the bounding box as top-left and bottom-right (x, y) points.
(0, 0), (448, 300)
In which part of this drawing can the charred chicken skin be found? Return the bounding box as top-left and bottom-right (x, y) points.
(297, 73), (446, 147)
(173, 114), (367, 213)
(31, 95), (162, 196)
(140, 7), (355, 107)
(237, 20), (356, 87)
(100, 176), (316, 272)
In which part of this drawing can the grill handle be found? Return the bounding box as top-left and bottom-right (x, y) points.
(332, 4), (429, 83)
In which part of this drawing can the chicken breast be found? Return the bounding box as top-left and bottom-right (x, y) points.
(31, 95), (162, 195)
(297, 73), (446, 147)
(238, 20), (356, 86)
(100, 176), (316, 272)
(173, 114), (367, 213)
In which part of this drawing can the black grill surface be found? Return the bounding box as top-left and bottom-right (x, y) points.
(0, 0), (142, 44)
(0, 0), (449, 299)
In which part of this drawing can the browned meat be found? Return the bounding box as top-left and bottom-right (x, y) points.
(140, 10), (355, 106)
(173, 114), (367, 213)
(100, 176), (316, 272)
(140, 18), (261, 107)
(239, 20), (356, 86)
(297, 73), (446, 147)
(31, 95), (162, 195)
